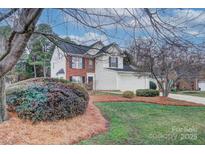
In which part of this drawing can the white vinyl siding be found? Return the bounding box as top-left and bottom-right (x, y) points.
(199, 81), (205, 91)
(50, 47), (66, 79)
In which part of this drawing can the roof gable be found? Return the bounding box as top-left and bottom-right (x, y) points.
(90, 41), (104, 48)
(86, 41), (104, 55)
(96, 43), (123, 56)
(50, 37), (122, 56)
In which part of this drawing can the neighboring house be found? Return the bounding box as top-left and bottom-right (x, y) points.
(197, 69), (205, 91)
(198, 80), (205, 91)
(174, 71), (205, 91)
(50, 40), (156, 91)
(175, 79), (198, 91)
(171, 66), (205, 91)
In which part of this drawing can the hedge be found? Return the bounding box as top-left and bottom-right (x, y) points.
(136, 89), (159, 97)
(122, 91), (134, 98)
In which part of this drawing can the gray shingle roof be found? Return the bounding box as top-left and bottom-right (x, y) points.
(96, 43), (116, 55)
(50, 37), (121, 56)
(89, 41), (104, 48)
(55, 40), (90, 55)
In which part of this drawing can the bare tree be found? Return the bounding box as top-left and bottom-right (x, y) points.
(128, 38), (205, 96)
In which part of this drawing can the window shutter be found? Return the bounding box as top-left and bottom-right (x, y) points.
(69, 56), (72, 68)
(82, 76), (85, 83)
(109, 57), (111, 67)
(82, 58), (85, 69)
(116, 57), (118, 68)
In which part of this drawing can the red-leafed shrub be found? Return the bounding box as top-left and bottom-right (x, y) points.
(6, 78), (89, 122)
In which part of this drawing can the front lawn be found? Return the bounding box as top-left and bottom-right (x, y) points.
(80, 102), (205, 144)
(173, 91), (205, 98)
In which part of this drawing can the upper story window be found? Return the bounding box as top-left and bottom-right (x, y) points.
(88, 59), (94, 70)
(89, 59), (93, 66)
(71, 56), (83, 69)
(109, 56), (118, 68)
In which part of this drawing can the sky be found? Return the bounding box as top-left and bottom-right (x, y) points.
(38, 9), (136, 48)
(2, 8), (205, 48)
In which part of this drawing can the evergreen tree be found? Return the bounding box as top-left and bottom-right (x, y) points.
(28, 23), (55, 77)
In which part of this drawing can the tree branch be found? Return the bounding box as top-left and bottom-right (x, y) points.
(0, 9), (43, 78)
(0, 9), (18, 22)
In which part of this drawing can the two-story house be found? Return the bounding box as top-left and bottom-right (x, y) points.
(50, 40), (156, 91)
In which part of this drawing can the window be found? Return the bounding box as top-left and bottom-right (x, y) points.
(89, 59), (93, 66)
(53, 62), (55, 69)
(88, 76), (93, 84)
(109, 57), (118, 68)
(71, 56), (83, 69)
(70, 76), (85, 83)
(88, 59), (94, 70)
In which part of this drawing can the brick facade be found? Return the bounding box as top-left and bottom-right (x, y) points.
(176, 79), (198, 90)
(65, 55), (95, 82)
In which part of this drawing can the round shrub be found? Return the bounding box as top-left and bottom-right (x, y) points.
(136, 89), (159, 97)
(122, 91), (134, 98)
(6, 78), (89, 122)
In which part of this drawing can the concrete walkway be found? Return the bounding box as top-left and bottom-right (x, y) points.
(169, 94), (205, 105)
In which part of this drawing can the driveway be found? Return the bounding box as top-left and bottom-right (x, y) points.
(169, 93), (205, 105)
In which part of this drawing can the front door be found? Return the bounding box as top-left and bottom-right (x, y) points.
(87, 76), (94, 90)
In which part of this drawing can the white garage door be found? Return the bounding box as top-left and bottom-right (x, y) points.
(117, 74), (149, 91)
(199, 81), (205, 91)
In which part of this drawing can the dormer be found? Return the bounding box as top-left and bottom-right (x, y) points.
(87, 41), (104, 55)
(95, 43), (125, 69)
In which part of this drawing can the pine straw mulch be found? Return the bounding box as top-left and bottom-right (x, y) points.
(0, 99), (108, 145)
(0, 94), (203, 145)
(91, 95), (205, 107)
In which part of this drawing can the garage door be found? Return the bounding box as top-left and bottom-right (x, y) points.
(117, 74), (148, 91)
(199, 81), (205, 91)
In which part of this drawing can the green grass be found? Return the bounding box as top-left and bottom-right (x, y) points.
(80, 102), (205, 145)
(173, 91), (205, 98)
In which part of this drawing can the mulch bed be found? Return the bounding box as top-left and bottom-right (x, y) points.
(0, 94), (203, 145)
(0, 99), (107, 144)
(91, 95), (205, 107)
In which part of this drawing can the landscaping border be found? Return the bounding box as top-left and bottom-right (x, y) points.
(91, 95), (205, 107)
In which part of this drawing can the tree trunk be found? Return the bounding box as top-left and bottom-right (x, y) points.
(162, 79), (169, 97)
(0, 76), (8, 123)
(34, 64), (37, 78)
(162, 88), (169, 97)
(43, 60), (46, 77)
(0, 9), (43, 78)
(0, 9), (43, 123)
